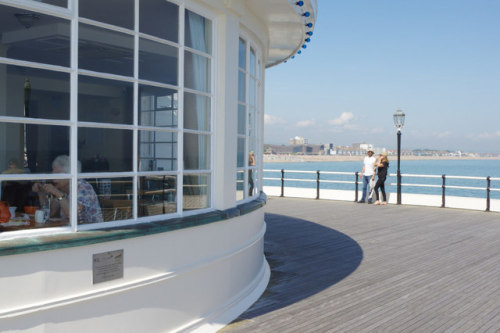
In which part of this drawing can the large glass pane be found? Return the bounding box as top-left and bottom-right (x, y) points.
(184, 51), (211, 93)
(0, 5), (70, 67)
(28, 0), (67, 7)
(236, 170), (244, 201)
(183, 133), (210, 170)
(138, 175), (177, 217)
(0, 64), (69, 120)
(185, 10), (212, 54)
(79, 23), (134, 77)
(238, 38), (246, 69)
(78, 128), (132, 172)
(139, 130), (177, 171)
(249, 78), (256, 106)
(139, 85), (178, 128)
(79, 0), (134, 30)
(78, 75), (133, 124)
(0, 176), (71, 232)
(249, 169), (258, 197)
(238, 70), (245, 102)
(183, 174), (209, 211)
(140, 0), (178, 42)
(93, 177), (133, 222)
(250, 48), (256, 76)
(0, 122), (69, 174)
(248, 108), (256, 138)
(184, 92), (210, 131)
(237, 104), (246, 135)
(237, 138), (245, 168)
(139, 38), (178, 85)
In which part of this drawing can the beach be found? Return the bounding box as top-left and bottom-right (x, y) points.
(263, 154), (500, 163)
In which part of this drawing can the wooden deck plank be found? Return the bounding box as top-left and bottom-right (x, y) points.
(220, 198), (500, 332)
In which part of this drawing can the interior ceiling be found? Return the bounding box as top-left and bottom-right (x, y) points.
(246, 0), (317, 68)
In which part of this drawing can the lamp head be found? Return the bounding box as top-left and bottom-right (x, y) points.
(393, 109), (405, 131)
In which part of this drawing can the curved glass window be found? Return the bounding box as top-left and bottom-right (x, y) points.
(79, 0), (134, 30)
(140, 0), (179, 42)
(0, 5), (70, 67)
(139, 38), (178, 85)
(0, 2), (213, 234)
(78, 75), (133, 124)
(79, 23), (134, 77)
(185, 10), (212, 54)
(0, 64), (70, 120)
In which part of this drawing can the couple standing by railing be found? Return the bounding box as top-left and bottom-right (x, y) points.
(358, 150), (389, 205)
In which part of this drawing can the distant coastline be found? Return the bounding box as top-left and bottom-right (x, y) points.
(263, 154), (500, 163)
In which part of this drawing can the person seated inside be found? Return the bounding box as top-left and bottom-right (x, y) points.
(32, 155), (103, 224)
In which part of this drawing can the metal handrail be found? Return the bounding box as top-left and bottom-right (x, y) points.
(263, 168), (500, 211)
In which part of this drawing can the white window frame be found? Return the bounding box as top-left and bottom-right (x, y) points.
(0, 0), (216, 238)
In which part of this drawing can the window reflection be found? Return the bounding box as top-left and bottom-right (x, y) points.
(139, 38), (178, 85)
(138, 175), (177, 217)
(0, 5), (70, 67)
(185, 10), (212, 54)
(91, 177), (133, 222)
(238, 39), (246, 69)
(78, 128), (133, 172)
(78, 75), (133, 124)
(79, 0), (134, 30)
(0, 64), (70, 120)
(183, 174), (209, 211)
(184, 92), (210, 131)
(140, 0), (178, 42)
(184, 51), (211, 93)
(79, 23), (134, 77)
(183, 133), (210, 170)
(237, 138), (245, 168)
(139, 85), (178, 127)
(236, 170), (244, 201)
(238, 104), (246, 135)
(238, 71), (245, 102)
(139, 130), (177, 171)
(0, 122), (69, 174)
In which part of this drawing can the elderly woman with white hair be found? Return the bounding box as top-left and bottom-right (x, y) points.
(32, 155), (103, 223)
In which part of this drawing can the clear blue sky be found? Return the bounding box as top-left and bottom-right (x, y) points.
(264, 0), (500, 153)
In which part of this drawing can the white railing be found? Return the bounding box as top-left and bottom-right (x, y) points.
(263, 169), (500, 212)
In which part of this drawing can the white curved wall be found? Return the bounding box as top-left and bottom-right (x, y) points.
(0, 208), (269, 332)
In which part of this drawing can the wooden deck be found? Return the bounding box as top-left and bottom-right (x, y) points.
(221, 197), (500, 332)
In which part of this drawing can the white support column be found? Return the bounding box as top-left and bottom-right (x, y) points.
(214, 11), (239, 210)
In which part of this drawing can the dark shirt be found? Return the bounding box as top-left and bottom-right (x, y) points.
(377, 161), (389, 178)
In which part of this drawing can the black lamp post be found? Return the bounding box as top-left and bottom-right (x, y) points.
(393, 109), (405, 204)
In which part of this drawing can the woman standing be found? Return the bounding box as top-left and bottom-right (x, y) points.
(374, 152), (389, 205)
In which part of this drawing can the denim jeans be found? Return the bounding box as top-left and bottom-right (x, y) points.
(360, 175), (372, 202)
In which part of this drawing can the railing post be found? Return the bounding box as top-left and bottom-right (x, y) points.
(441, 174), (446, 208)
(486, 176), (491, 212)
(280, 169), (285, 197)
(316, 170), (320, 200)
(355, 172), (359, 202)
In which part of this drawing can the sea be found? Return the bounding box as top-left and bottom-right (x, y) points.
(263, 159), (500, 199)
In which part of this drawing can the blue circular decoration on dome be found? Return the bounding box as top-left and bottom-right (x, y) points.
(296, 1), (304, 6)
(303, 11), (310, 17)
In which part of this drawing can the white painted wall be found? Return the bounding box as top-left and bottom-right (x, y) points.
(0, 210), (269, 333)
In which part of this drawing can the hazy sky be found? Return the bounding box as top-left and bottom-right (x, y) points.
(264, 0), (500, 153)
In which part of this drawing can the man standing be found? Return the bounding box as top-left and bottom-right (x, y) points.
(358, 150), (376, 203)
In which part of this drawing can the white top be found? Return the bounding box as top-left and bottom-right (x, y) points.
(363, 156), (377, 177)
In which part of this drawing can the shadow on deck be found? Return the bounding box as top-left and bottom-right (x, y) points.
(231, 212), (363, 321)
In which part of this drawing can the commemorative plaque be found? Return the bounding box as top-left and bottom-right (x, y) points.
(92, 249), (124, 284)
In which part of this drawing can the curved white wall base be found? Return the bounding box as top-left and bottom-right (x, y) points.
(184, 259), (270, 333)
(0, 209), (268, 333)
